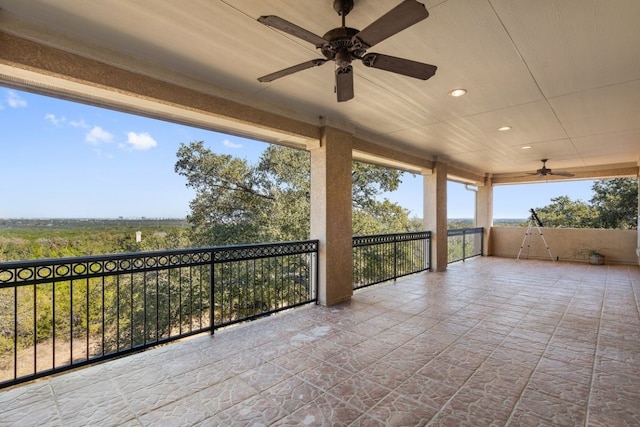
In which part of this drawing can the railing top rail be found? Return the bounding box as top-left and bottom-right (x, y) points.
(447, 227), (483, 236)
(352, 231), (431, 246)
(0, 239), (319, 268)
(353, 231), (431, 240)
(0, 239), (319, 287)
(213, 240), (318, 262)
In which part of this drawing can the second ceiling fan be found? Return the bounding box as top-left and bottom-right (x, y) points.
(528, 159), (575, 178)
(257, 0), (437, 102)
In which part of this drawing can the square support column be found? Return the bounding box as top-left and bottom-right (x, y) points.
(636, 172), (640, 266)
(423, 162), (448, 272)
(476, 176), (494, 256)
(309, 127), (353, 305)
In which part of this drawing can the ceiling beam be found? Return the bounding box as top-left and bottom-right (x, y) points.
(492, 164), (639, 185)
(0, 31), (320, 147)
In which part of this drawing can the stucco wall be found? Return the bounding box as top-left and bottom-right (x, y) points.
(490, 227), (638, 265)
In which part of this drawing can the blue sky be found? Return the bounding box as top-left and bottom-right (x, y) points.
(1, 88), (595, 219)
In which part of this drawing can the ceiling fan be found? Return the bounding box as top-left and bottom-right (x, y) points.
(528, 159), (575, 178)
(256, 0), (437, 102)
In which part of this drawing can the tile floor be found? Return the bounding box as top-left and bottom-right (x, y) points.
(1, 257), (639, 426)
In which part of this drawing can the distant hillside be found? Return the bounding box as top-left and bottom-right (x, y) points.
(0, 218), (187, 230)
(447, 218), (474, 229)
(494, 218), (527, 226)
(0, 219), (189, 262)
(447, 218), (527, 228)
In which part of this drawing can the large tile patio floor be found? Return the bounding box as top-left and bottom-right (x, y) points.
(2, 257), (639, 426)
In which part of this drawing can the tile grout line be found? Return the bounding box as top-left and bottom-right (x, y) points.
(584, 269), (608, 427)
(503, 273), (587, 426)
(423, 286), (535, 426)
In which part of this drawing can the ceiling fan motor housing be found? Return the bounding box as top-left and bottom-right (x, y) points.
(333, 0), (354, 16)
(321, 27), (364, 64)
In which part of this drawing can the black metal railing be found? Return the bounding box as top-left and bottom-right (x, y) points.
(447, 227), (483, 264)
(0, 240), (318, 388)
(352, 231), (431, 289)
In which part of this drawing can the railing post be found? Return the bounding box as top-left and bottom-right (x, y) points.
(424, 234), (428, 271)
(393, 235), (398, 281)
(312, 250), (318, 304)
(462, 230), (466, 262)
(209, 249), (215, 335)
(428, 234), (432, 271)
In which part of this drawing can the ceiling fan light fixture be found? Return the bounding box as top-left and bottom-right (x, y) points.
(448, 88), (467, 97)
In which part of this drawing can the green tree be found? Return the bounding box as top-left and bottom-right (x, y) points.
(352, 200), (412, 235)
(533, 195), (596, 228)
(533, 178), (638, 229)
(175, 141), (412, 245)
(175, 141), (268, 245)
(351, 163), (414, 235)
(254, 145), (311, 242)
(590, 178), (638, 229)
(407, 216), (424, 232)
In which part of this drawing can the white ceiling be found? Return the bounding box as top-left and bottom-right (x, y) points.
(1, 0), (639, 180)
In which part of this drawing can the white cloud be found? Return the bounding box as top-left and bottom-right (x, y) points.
(86, 126), (113, 144)
(223, 139), (243, 149)
(125, 132), (157, 151)
(69, 119), (89, 129)
(44, 115), (90, 129)
(44, 113), (65, 126)
(6, 90), (27, 108)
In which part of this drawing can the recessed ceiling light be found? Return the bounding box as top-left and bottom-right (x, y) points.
(448, 88), (467, 97)
(521, 145), (532, 150)
(498, 126), (512, 131)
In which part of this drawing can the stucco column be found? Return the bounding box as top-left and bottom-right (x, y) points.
(476, 175), (494, 256)
(636, 172), (640, 266)
(308, 126), (353, 305)
(423, 162), (448, 272)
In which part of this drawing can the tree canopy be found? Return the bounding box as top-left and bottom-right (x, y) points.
(175, 141), (414, 245)
(533, 178), (637, 229)
(533, 196), (595, 228)
(590, 178), (638, 229)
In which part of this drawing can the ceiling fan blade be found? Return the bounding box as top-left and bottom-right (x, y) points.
(352, 0), (428, 49)
(258, 59), (327, 82)
(336, 66), (354, 102)
(361, 53), (437, 80)
(258, 16), (327, 48)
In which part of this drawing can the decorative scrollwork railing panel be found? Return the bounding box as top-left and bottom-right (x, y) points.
(0, 240), (318, 389)
(352, 231), (431, 289)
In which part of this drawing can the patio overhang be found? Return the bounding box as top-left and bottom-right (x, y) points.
(1, 1), (639, 180)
